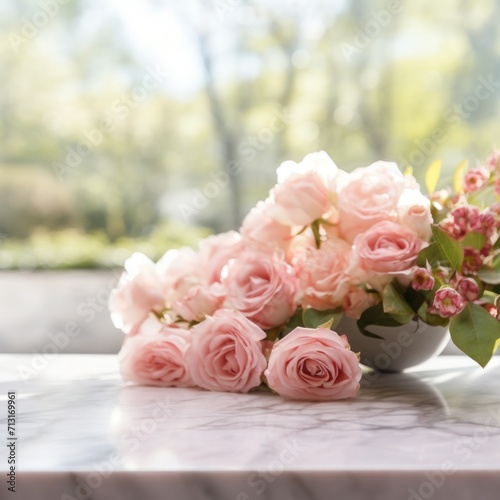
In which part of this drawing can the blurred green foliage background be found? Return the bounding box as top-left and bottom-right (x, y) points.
(1, 0), (499, 269)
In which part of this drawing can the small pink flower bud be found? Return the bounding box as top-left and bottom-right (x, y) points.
(480, 242), (492, 258)
(440, 218), (463, 239)
(486, 150), (499, 170)
(431, 287), (465, 318)
(463, 169), (487, 193)
(435, 266), (450, 281)
(456, 277), (480, 302)
(495, 178), (500, 197)
(410, 266), (435, 291)
(478, 301), (499, 320)
(470, 211), (495, 236)
(450, 206), (467, 218)
(462, 248), (483, 274)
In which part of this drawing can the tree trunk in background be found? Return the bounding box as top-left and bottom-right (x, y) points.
(197, 31), (242, 229)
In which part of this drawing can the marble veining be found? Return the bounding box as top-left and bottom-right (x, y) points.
(0, 354), (499, 500)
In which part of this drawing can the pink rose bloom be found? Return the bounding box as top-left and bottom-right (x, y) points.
(397, 188), (432, 241)
(298, 238), (353, 310)
(157, 246), (226, 322)
(198, 231), (243, 284)
(338, 161), (413, 242)
(265, 153), (336, 226)
(109, 253), (165, 335)
(241, 201), (293, 251)
(354, 220), (426, 276)
(343, 287), (380, 320)
(156, 247), (201, 295)
(223, 250), (299, 330)
(172, 283), (224, 322)
(119, 318), (192, 387)
(187, 309), (267, 393)
(265, 327), (362, 401)
(285, 229), (317, 272)
(277, 150), (340, 187)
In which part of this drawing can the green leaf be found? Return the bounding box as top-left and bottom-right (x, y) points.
(383, 281), (414, 322)
(477, 267), (500, 285)
(477, 256), (500, 284)
(281, 307), (304, 336)
(431, 225), (464, 271)
(417, 301), (450, 327)
(461, 232), (486, 251)
(357, 303), (404, 339)
(416, 242), (442, 268)
(403, 286), (427, 313)
(468, 184), (498, 208)
(425, 160), (442, 194)
(403, 165), (413, 177)
(481, 290), (498, 305)
(302, 308), (338, 329)
(453, 159), (468, 194)
(450, 303), (500, 367)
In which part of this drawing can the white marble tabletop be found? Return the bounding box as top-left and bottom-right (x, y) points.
(1, 354), (499, 500)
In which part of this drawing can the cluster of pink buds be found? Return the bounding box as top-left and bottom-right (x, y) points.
(438, 200), (500, 277)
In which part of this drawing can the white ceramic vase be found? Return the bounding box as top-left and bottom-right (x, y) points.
(337, 316), (450, 372)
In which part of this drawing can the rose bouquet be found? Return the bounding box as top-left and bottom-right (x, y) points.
(109, 150), (500, 401)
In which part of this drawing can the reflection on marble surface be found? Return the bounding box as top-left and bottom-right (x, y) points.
(0, 354), (499, 500)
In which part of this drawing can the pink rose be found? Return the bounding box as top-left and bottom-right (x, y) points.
(241, 201), (293, 251)
(265, 327), (362, 401)
(198, 231), (243, 284)
(187, 309), (267, 393)
(223, 250), (299, 330)
(338, 161), (412, 242)
(156, 247), (201, 295)
(157, 246), (226, 322)
(119, 317), (192, 387)
(277, 151), (340, 187)
(265, 152), (336, 226)
(172, 283), (224, 322)
(397, 188), (432, 241)
(109, 253), (165, 334)
(354, 220), (425, 276)
(298, 238), (353, 310)
(343, 287), (380, 320)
